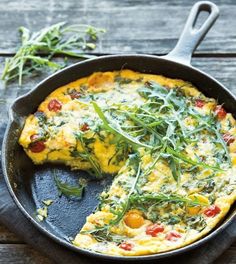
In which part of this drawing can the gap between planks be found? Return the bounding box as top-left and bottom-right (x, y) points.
(1, 53), (236, 58)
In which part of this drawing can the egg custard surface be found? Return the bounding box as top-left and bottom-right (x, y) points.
(19, 70), (236, 256)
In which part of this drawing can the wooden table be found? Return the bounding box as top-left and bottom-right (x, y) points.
(1, 0), (236, 263)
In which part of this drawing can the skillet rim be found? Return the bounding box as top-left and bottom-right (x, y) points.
(2, 54), (236, 261)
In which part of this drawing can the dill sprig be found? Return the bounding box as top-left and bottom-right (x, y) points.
(1, 22), (105, 85)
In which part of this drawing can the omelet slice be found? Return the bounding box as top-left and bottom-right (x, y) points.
(19, 70), (236, 256)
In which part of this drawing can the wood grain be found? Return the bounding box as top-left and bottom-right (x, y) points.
(0, 0), (236, 55)
(0, 225), (22, 243)
(215, 246), (236, 264)
(0, 244), (54, 264)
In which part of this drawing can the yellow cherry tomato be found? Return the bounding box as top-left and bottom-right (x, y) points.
(124, 210), (144, 229)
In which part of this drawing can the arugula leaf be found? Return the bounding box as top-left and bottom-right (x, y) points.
(1, 22), (105, 85)
(166, 147), (224, 172)
(129, 193), (209, 207)
(109, 161), (142, 226)
(82, 189), (209, 239)
(92, 101), (153, 149)
(167, 155), (181, 182)
(189, 109), (231, 164)
(74, 132), (103, 178)
(54, 176), (86, 198)
(82, 158), (142, 237)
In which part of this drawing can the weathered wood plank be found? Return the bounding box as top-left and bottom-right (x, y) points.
(215, 244), (236, 264)
(0, 224), (23, 243)
(0, 242), (234, 264)
(0, 244), (54, 264)
(0, 0), (236, 54)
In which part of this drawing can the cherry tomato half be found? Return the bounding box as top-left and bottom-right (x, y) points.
(223, 133), (235, 145)
(165, 231), (182, 241)
(203, 205), (221, 217)
(30, 134), (44, 142)
(124, 211), (144, 229)
(48, 99), (62, 112)
(69, 90), (81, 99)
(215, 105), (227, 120)
(80, 123), (90, 132)
(119, 242), (133, 251)
(195, 99), (205, 108)
(146, 224), (164, 237)
(29, 141), (46, 153)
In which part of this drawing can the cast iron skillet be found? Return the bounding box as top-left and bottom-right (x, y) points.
(2, 1), (236, 262)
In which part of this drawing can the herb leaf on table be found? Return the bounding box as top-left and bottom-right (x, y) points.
(1, 22), (105, 85)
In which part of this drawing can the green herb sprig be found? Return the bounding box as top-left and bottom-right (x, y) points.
(92, 98), (224, 181)
(129, 193), (209, 207)
(1, 22), (105, 85)
(82, 190), (208, 240)
(92, 101), (153, 150)
(73, 132), (103, 178)
(54, 175), (86, 198)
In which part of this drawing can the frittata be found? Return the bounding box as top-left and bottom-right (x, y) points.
(19, 70), (236, 256)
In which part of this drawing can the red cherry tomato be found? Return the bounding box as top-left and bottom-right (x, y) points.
(69, 91), (81, 99)
(146, 224), (164, 237)
(30, 134), (40, 142)
(119, 242), (133, 251)
(203, 205), (221, 217)
(29, 141), (46, 153)
(223, 133), (235, 145)
(29, 134), (46, 153)
(30, 134), (45, 142)
(80, 123), (90, 132)
(215, 105), (227, 120)
(165, 231), (182, 241)
(48, 99), (62, 112)
(195, 99), (205, 108)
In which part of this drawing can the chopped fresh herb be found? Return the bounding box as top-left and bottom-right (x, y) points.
(168, 216), (181, 225)
(114, 76), (133, 85)
(184, 215), (207, 231)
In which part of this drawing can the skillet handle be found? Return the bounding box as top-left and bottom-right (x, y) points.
(164, 1), (219, 65)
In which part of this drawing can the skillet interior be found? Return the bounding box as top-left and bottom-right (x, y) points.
(3, 54), (236, 261)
